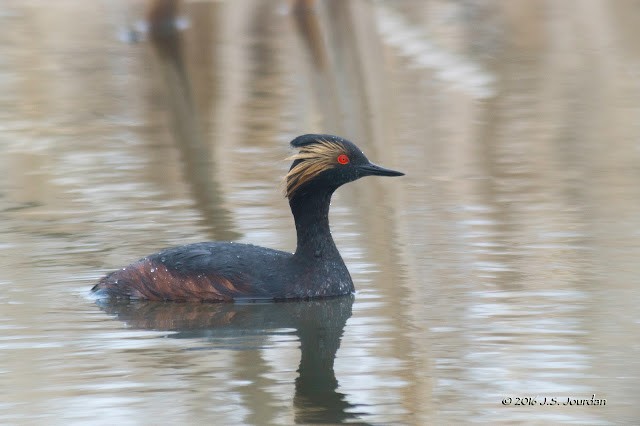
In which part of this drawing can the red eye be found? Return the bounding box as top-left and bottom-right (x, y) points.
(337, 154), (350, 165)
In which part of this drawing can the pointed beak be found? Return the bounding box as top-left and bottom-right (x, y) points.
(357, 162), (405, 177)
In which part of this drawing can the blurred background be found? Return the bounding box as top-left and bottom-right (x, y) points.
(1, 0), (639, 424)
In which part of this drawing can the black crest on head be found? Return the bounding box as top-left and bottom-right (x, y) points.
(290, 134), (350, 148)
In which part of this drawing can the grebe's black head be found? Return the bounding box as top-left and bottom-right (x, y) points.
(285, 134), (404, 199)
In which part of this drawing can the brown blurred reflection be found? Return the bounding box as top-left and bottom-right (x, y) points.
(290, 0), (342, 131)
(147, 0), (239, 241)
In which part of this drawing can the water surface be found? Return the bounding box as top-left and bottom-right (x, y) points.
(1, 1), (639, 424)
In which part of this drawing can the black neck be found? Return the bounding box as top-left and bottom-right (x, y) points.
(289, 187), (341, 260)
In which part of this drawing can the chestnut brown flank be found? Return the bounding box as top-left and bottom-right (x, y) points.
(96, 258), (250, 302)
(285, 139), (346, 198)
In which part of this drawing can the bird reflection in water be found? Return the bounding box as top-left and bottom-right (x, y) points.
(96, 295), (370, 424)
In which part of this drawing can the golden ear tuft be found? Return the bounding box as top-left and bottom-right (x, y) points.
(283, 139), (346, 198)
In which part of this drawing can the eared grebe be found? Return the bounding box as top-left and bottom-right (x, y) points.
(92, 134), (403, 302)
